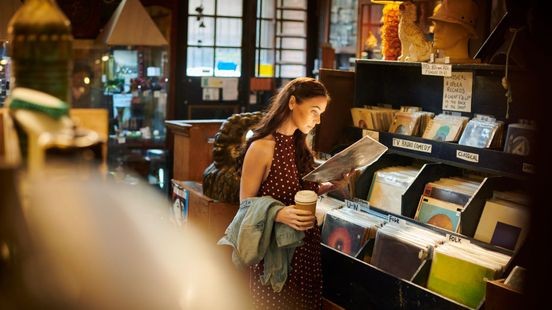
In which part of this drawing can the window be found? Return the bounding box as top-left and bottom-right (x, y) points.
(187, 0), (243, 77)
(255, 0), (308, 78)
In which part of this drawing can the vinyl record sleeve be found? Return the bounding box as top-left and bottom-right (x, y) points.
(414, 196), (462, 232)
(303, 135), (388, 183)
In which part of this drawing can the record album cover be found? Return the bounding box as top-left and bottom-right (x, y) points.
(415, 196), (462, 232)
(303, 135), (388, 183)
(321, 212), (370, 257)
(370, 229), (427, 280)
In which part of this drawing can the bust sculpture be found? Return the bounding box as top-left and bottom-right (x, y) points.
(430, 0), (479, 63)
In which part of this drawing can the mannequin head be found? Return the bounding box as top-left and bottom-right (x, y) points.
(432, 21), (471, 60)
(430, 0), (478, 62)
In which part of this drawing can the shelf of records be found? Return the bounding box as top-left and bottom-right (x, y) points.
(350, 106), (536, 179)
(316, 164), (529, 309)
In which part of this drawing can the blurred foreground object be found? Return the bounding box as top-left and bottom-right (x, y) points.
(5, 88), (103, 173)
(8, 0), (73, 103)
(0, 165), (250, 309)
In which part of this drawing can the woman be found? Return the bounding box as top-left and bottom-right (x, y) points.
(238, 77), (347, 309)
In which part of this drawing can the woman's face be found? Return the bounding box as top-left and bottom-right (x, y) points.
(289, 96), (328, 134)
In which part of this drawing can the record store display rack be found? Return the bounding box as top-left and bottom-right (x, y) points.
(316, 60), (538, 309)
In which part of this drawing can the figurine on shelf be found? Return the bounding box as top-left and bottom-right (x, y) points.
(430, 0), (479, 63)
(398, 1), (433, 62)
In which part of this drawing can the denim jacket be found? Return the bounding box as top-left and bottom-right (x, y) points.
(217, 196), (304, 292)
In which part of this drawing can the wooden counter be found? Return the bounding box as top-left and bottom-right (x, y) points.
(166, 120), (224, 182)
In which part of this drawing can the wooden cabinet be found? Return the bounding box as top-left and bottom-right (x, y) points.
(172, 180), (238, 242)
(315, 69), (355, 154)
(166, 120), (224, 182)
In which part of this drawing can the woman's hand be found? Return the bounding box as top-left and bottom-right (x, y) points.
(319, 169), (356, 195)
(275, 206), (316, 231)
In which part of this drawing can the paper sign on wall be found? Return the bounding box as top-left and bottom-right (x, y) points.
(201, 77), (224, 88)
(442, 72), (473, 112)
(222, 78), (239, 101)
(202, 87), (220, 100)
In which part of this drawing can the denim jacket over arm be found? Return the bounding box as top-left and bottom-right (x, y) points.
(217, 196), (305, 292)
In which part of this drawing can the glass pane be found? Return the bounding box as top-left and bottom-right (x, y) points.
(188, 17), (215, 46)
(215, 48), (241, 77)
(187, 47), (214, 76)
(278, 21), (305, 36)
(257, 20), (274, 48)
(217, 0), (242, 16)
(278, 50), (305, 63)
(279, 65), (305, 78)
(279, 37), (305, 49)
(259, 0), (275, 18)
(282, 10), (306, 20)
(216, 18), (242, 46)
(282, 0), (306, 9)
(256, 49), (274, 77)
(189, 0), (215, 15)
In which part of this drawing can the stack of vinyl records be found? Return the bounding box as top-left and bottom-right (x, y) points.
(350, 106), (397, 131)
(422, 113), (469, 142)
(474, 190), (531, 251)
(427, 242), (511, 308)
(316, 194), (345, 226)
(414, 177), (480, 233)
(321, 208), (385, 258)
(458, 115), (504, 149)
(370, 223), (445, 281)
(503, 120), (536, 156)
(367, 166), (420, 215)
(388, 111), (434, 136)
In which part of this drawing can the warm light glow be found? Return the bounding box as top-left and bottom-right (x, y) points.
(84, 77), (91, 85)
(0, 59), (7, 65)
(101, 55), (109, 62)
(371, 0), (402, 3)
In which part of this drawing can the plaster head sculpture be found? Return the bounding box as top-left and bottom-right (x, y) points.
(429, 0), (479, 63)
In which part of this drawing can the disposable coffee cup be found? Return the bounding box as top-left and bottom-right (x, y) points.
(294, 190), (318, 215)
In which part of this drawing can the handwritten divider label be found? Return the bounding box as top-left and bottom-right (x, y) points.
(392, 138), (432, 153)
(456, 150), (479, 163)
(421, 63), (452, 77)
(388, 214), (406, 226)
(446, 234), (470, 245)
(345, 199), (371, 213)
(443, 72), (473, 112)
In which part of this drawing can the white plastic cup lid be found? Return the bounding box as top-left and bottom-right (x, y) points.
(294, 190), (318, 204)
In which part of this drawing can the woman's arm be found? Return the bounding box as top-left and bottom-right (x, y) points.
(239, 140), (271, 201)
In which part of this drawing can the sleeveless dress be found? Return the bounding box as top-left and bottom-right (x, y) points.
(251, 132), (322, 309)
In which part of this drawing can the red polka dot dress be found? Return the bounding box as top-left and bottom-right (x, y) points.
(251, 132), (322, 309)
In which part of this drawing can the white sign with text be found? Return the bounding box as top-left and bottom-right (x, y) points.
(443, 72), (473, 112)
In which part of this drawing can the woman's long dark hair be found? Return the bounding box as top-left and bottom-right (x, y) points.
(237, 77), (330, 178)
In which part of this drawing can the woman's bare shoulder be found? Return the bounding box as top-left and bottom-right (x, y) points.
(245, 136), (274, 162)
